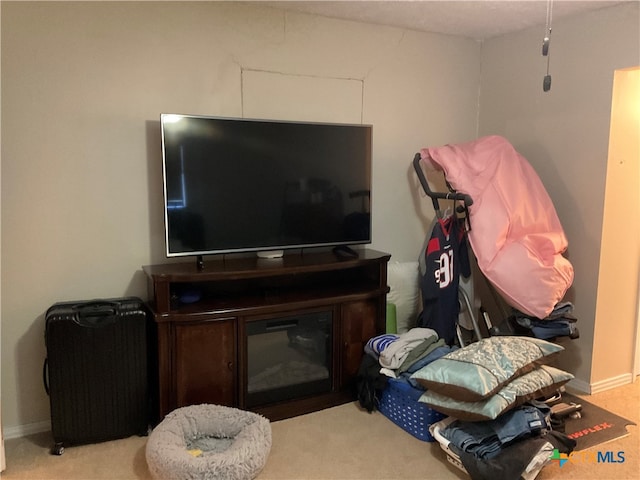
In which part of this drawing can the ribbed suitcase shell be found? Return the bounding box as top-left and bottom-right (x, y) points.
(44, 297), (150, 453)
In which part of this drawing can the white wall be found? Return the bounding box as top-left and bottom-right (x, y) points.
(593, 67), (640, 388)
(0, 0), (5, 468)
(478, 2), (640, 387)
(1, 2), (480, 433)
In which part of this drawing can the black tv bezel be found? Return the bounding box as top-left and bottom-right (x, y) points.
(160, 114), (373, 258)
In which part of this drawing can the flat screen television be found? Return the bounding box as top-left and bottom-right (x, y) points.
(160, 114), (372, 259)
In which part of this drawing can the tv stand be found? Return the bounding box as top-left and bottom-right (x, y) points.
(332, 245), (359, 259)
(144, 249), (390, 421)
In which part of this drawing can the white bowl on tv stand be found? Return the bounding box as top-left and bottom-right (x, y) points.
(256, 250), (284, 259)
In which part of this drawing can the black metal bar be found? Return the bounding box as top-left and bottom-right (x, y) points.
(412, 153), (473, 208)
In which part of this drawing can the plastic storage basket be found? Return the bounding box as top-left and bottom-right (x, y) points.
(429, 417), (468, 474)
(378, 378), (446, 442)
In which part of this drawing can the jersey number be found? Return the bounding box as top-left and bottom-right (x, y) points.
(435, 250), (454, 289)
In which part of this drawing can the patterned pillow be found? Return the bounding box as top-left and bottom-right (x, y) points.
(410, 336), (563, 401)
(418, 365), (573, 421)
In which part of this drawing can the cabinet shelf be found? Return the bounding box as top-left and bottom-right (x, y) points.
(160, 285), (387, 320)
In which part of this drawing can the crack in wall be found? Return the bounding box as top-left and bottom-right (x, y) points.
(242, 66), (365, 84)
(240, 67), (366, 122)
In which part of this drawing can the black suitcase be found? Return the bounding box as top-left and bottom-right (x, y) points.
(43, 297), (152, 455)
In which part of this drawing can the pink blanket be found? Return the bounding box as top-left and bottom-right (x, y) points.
(420, 135), (573, 319)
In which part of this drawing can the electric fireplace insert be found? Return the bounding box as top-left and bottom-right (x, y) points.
(245, 311), (332, 407)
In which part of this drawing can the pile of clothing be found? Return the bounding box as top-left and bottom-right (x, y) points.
(356, 327), (454, 412)
(357, 330), (578, 480)
(490, 301), (580, 340)
(434, 402), (576, 479)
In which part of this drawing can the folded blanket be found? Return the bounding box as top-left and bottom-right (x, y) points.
(421, 135), (573, 319)
(379, 328), (438, 369)
(365, 334), (399, 358)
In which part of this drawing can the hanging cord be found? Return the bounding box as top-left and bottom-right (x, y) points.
(542, 0), (553, 91)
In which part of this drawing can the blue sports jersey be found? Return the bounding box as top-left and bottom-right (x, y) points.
(417, 215), (470, 344)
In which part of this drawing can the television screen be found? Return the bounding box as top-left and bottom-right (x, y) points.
(161, 114), (372, 257)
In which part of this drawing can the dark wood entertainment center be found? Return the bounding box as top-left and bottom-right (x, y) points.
(144, 249), (390, 421)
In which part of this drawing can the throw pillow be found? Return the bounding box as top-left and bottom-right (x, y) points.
(418, 365), (574, 421)
(387, 261), (420, 333)
(410, 336), (563, 401)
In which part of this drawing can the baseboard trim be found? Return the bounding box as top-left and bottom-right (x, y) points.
(3, 420), (50, 440)
(590, 372), (634, 394)
(567, 372), (634, 395)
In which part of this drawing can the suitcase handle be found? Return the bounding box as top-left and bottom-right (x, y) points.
(43, 358), (50, 395)
(73, 301), (119, 327)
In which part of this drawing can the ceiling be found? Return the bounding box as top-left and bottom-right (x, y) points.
(257, 1), (627, 40)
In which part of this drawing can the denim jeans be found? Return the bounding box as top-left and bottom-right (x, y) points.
(442, 401), (551, 459)
(530, 319), (578, 339)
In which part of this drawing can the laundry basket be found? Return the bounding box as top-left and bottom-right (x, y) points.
(378, 378), (445, 442)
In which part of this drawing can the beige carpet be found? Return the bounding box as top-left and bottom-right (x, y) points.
(2, 379), (638, 480)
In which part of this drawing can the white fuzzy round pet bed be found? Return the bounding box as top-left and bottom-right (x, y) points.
(146, 404), (272, 480)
